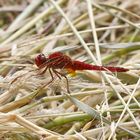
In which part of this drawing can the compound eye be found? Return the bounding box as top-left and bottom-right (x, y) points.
(39, 54), (46, 60)
(35, 54), (47, 67)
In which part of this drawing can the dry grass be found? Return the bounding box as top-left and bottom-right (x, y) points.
(0, 0), (140, 139)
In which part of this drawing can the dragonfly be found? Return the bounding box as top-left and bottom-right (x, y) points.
(35, 52), (129, 93)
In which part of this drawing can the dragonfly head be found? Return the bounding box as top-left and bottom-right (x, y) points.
(35, 53), (47, 67)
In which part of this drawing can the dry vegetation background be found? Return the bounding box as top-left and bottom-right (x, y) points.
(0, 0), (140, 139)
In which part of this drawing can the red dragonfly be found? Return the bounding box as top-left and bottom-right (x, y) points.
(35, 52), (129, 93)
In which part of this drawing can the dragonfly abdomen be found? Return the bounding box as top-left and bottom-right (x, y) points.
(72, 60), (96, 70)
(72, 60), (129, 72)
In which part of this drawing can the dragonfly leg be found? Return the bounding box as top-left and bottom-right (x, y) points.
(32, 68), (55, 99)
(52, 69), (70, 93)
(42, 68), (55, 88)
(37, 66), (48, 75)
(52, 70), (62, 80)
